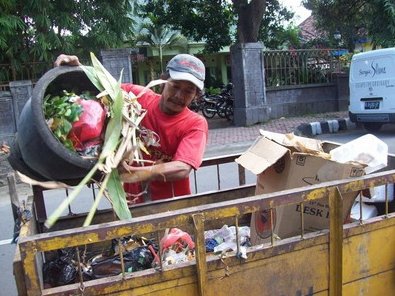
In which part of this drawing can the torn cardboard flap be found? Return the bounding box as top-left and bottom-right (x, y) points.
(259, 130), (324, 153)
(236, 131), (330, 176)
(236, 131), (368, 244)
(235, 136), (289, 175)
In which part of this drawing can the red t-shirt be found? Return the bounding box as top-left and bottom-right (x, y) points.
(121, 83), (208, 202)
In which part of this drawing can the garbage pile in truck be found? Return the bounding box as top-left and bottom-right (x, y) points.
(40, 130), (391, 288)
(42, 225), (251, 288)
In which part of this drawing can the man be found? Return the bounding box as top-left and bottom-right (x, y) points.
(55, 53), (208, 203)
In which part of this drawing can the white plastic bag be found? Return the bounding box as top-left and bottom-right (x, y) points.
(329, 134), (388, 174)
(350, 201), (378, 221)
(361, 184), (394, 203)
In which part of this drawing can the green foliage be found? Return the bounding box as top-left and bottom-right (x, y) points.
(263, 24), (301, 49)
(140, 0), (294, 52)
(135, 19), (188, 72)
(141, 0), (235, 52)
(205, 87), (221, 95)
(367, 0), (395, 47)
(0, 0), (135, 67)
(43, 91), (83, 151)
(302, 0), (395, 50)
(0, 1), (24, 51)
(259, 0), (295, 49)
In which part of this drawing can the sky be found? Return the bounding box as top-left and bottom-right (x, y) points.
(279, 0), (312, 25)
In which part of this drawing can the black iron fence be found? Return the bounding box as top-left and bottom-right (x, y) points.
(0, 49), (349, 91)
(263, 48), (348, 88)
(0, 62), (52, 91)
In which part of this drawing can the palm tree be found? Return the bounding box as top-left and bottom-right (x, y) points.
(135, 21), (188, 76)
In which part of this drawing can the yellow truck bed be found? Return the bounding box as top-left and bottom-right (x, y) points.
(13, 148), (395, 296)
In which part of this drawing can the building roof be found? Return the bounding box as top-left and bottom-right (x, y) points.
(298, 15), (325, 42)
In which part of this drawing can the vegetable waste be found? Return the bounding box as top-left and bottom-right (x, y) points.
(44, 52), (165, 228)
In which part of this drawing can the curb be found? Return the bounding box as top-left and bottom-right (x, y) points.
(294, 118), (357, 137)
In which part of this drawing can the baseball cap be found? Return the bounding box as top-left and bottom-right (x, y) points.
(166, 54), (205, 90)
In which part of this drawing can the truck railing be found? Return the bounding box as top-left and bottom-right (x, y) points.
(30, 153), (253, 229)
(16, 167), (395, 296)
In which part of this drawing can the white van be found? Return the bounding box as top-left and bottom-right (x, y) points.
(349, 48), (395, 131)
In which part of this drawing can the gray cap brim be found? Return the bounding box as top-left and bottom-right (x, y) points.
(169, 69), (204, 90)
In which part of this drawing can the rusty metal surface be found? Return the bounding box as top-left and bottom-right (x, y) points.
(193, 214), (207, 296)
(14, 152), (395, 295)
(329, 187), (343, 296)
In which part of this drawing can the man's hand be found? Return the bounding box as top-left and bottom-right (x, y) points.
(54, 54), (81, 67)
(119, 160), (192, 183)
(119, 161), (160, 183)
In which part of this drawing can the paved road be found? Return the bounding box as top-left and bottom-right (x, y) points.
(317, 124), (395, 154)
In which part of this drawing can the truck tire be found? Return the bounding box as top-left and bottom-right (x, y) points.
(363, 122), (383, 132)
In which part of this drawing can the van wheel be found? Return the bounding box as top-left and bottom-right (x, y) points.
(363, 122), (383, 132)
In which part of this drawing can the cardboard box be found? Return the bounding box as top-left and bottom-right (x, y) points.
(235, 131), (365, 244)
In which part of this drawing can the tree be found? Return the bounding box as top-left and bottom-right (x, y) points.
(233, 0), (266, 43)
(0, 0), (136, 73)
(0, 1), (26, 78)
(302, 0), (395, 51)
(135, 20), (188, 75)
(258, 0), (295, 49)
(140, 0), (293, 52)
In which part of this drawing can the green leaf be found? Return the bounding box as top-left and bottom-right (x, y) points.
(100, 78), (124, 159)
(89, 52), (119, 100)
(83, 177), (108, 227)
(81, 65), (105, 92)
(59, 118), (72, 135)
(45, 162), (102, 228)
(106, 170), (131, 220)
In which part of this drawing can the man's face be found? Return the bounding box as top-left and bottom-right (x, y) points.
(160, 79), (198, 115)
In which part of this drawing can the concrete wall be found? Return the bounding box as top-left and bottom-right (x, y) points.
(100, 48), (133, 83)
(266, 74), (349, 119)
(0, 91), (15, 143)
(0, 81), (32, 143)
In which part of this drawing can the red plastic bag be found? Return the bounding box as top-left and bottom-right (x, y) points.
(68, 99), (106, 149)
(160, 228), (195, 251)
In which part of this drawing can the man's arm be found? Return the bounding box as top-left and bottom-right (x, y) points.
(119, 160), (192, 183)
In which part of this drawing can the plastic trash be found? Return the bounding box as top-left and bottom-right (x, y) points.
(204, 225), (250, 259)
(160, 228), (195, 251)
(90, 246), (154, 278)
(350, 201), (378, 221)
(162, 249), (193, 266)
(361, 184), (394, 203)
(204, 225), (250, 245)
(329, 134), (388, 174)
(68, 98), (106, 151)
(205, 238), (219, 252)
(43, 249), (77, 287)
